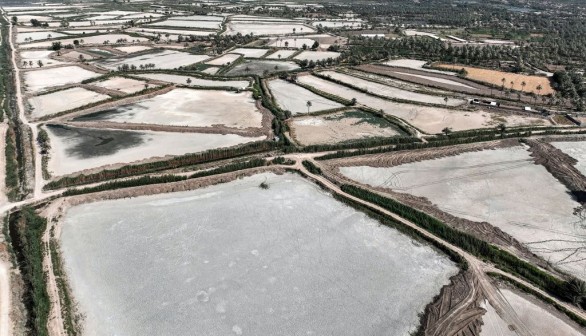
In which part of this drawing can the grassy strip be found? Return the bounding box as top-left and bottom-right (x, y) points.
(62, 159), (268, 196)
(301, 135), (419, 153)
(302, 160), (322, 174)
(45, 141), (276, 190)
(340, 184), (581, 305)
(8, 207), (50, 336)
(48, 238), (79, 335)
(294, 81), (353, 106)
(5, 127), (19, 199)
(487, 272), (586, 328)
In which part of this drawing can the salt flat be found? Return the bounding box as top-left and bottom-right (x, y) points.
(134, 73), (249, 89)
(60, 173), (457, 336)
(28, 87), (109, 118)
(550, 141), (586, 176)
(340, 147), (586, 279)
(268, 79), (343, 114)
(97, 50), (210, 70)
(23, 66), (100, 93)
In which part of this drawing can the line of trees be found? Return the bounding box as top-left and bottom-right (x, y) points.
(340, 184), (586, 308)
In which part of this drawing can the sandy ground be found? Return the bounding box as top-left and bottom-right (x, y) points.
(134, 73), (249, 89)
(205, 53), (241, 66)
(437, 64), (554, 95)
(499, 288), (583, 335)
(230, 48), (270, 58)
(297, 75), (547, 133)
(168, 15), (224, 21)
(146, 19), (221, 29)
(265, 50), (297, 59)
(294, 51), (341, 62)
(290, 111), (401, 146)
(19, 50), (69, 68)
(23, 66), (101, 93)
(550, 141), (586, 176)
(201, 67), (219, 75)
(93, 77), (149, 94)
(114, 45), (152, 53)
(339, 147), (586, 280)
(320, 71), (466, 106)
(58, 172), (457, 336)
(78, 88), (263, 129)
(28, 87), (110, 118)
(60, 50), (96, 61)
(97, 50), (210, 70)
(268, 79), (343, 114)
(46, 126), (264, 176)
(19, 34), (148, 49)
(225, 23), (315, 36)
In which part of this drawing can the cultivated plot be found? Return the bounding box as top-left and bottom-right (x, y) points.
(20, 34), (148, 49)
(225, 22), (315, 36)
(146, 19), (221, 29)
(23, 66), (101, 93)
(114, 46), (152, 53)
(92, 77), (150, 94)
(74, 88), (263, 129)
(290, 110), (402, 146)
(319, 71), (466, 106)
(230, 48), (270, 58)
(19, 50), (69, 68)
(294, 51), (341, 62)
(28, 87), (109, 118)
(60, 173), (457, 336)
(16, 31), (67, 43)
(226, 60), (299, 76)
(96, 50), (210, 70)
(265, 50), (297, 59)
(205, 54), (241, 66)
(268, 79), (343, 114)
(339, 147), (586, 280)
(134, 73), (249, 89)
(297, 75), (546, 133)
(45, 125), (264, 176)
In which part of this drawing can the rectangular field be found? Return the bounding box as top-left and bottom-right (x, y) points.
(59, 172), (457, 335)
(268, 79), (343, 115)
(96, 50), (210, 70)
(28, 87), (109, 118)
(20, 34), (148, 49)
(92, 77), (149, 94)
(225, 22), (316, 36)
(23, 66), (101, 93)
(73, 88), (263, 129)
(294, 51), (341, 62)
(146, 19), (221, 29)
(205, 53), (241, 66)
(297, 75), (547, 133)
(290, 110), (402, 146)
(339, 147), (586, 280)
(134, 73), (249, 89)
(435, 63), (554, 95)
(45, 125), (264, 176)
(226, 60), (299, 76)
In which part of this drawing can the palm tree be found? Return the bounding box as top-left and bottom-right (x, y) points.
(444, 96), (449, 107)
(501, 77), (506, 91)
(442, 127), (452, 136)
(510, 81), (515, 91)
(306, 100), (312, 113)
(284, 41), (289, 48)
(496, 123), (506, 135)
(521, 81), (526, 93)
(536, 84), (543, 96)
(186, 78), (192, 85)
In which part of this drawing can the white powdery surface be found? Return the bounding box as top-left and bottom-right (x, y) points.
(225, 23), (315, 36)
(20, 34), (148, 49)
(340, 147), (586, 280)
(268, 79), (343, 114)
(98, 50), (210, 70)
(479, 300), (517, 336)
(499, 289), (583, 336)
(93, 77), (149, 94)
(47, 128), (263, 176)
(114, 45), (152, 53)
(135, 73), (249, 89)
(16, 31), (67, 43)
(19, 50), (69, 68)
(146, 19), (221, 29)
(294, 51), (341, 62)
(550, 141), (586, 176)
(230, 48), (269, 58)
(268, 38), (316, 49)
(60, 173), (458, 336)
(89, 88), (262, 128)
(265, 50), (297, 59)
(23, 66), (100, 93)
(28, 87), (109, 118)
(297, 75), (546, 133)
(206, 53), (241, 66)
(320, 71), (466, 106)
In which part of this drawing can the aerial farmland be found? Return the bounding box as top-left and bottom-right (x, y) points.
(0, 1), (586, 336)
